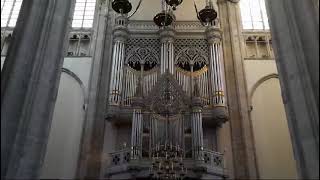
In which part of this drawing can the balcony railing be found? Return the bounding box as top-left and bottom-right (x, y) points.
(110, 148), (131, 166)
(106, 148), (226, 178)
(109, 148), (224, 168)
(202, 149), (224, 169)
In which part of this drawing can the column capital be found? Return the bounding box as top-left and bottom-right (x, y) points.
(113, 26), (129, 42)
(159, 26), (176, 43)
(205, 26), (222, 44)
(192, 97), (203, 110)
(113, 15), (129, 42)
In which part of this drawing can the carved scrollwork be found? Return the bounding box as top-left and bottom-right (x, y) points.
(144, 72), (190, 116)
(175, 47), (208, 66)
(126, 47), (159, 69)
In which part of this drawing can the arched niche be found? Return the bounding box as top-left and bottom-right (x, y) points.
(249, 76), (297, 179)
(41, 69), (86, 179)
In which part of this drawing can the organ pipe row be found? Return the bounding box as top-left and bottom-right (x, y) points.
(160, 27), (175, 74)
(122, 68), (138, 106)
(175, 68), (211, 106)
(131, 109), (143, 159)
(161, 42), (175, 74)
(122, 67), (159, 106)
(109, 15), (128, 105)
(150, 115), (185, 148)
(206, 26), (226, 107)
(208, 42), (226, 106)
(191, 108), (204, 160)
(109, 41), (125, 105)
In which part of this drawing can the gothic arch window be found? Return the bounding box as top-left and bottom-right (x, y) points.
(1, 0), (23, 27)
(126, 47), (159, 71)
(72, 0), (96, 28)
(175, 48), (208, 72)
(240, 0), (269, 30)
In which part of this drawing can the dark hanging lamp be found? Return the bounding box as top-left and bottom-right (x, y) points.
(153, 11), (174, 27)
(198, 5), (217, 23)
(112, 0), (132, 14)
(194, 0), (217, 25)
(165, 0), (183, 10)
(154, 0), (175, 27)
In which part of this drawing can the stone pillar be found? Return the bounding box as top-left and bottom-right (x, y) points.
(109, 14), (129, 105)
(1, 0), (74, 179)
(159, 26), (175, 74)
(217, 0), (258, 178)
(265, 0), (319, 179)
(76, 1), (114, 178)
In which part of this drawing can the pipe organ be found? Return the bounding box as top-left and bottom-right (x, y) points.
(106, 18), (228, 179)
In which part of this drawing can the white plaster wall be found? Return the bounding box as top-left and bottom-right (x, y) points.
(41, 73), (85, 179)
(63, 57), (92, 90)
(40, 57), (92, 178)
(1, 57), (92, 90)
(251, 78), (297, 179)
(244, 60), (297, 178)
(129, 0), (216, 21)
(244, 60), (278, 93)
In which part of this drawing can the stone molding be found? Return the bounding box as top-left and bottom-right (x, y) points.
(227, 0), (240, 3)
(205, 26), (222, 44)
(159, 26), (176, 43)
(127, 20), (217, 34)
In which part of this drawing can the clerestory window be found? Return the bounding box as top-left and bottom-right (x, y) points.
(72, 0), (96, 29)
(240, 0), (269, 30)
(1, 0), (23, 28)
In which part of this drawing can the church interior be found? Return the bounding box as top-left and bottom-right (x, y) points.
(1, 0), (319, 179)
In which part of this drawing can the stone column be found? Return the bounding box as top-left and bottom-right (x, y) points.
(217, 0), (258, 178)
(1, 0), (74, 179)
(159, 26), (175, 74)
(265, 0), (319, 179)
(109, 14), (129, 105)
(76, 1), (115, 178)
